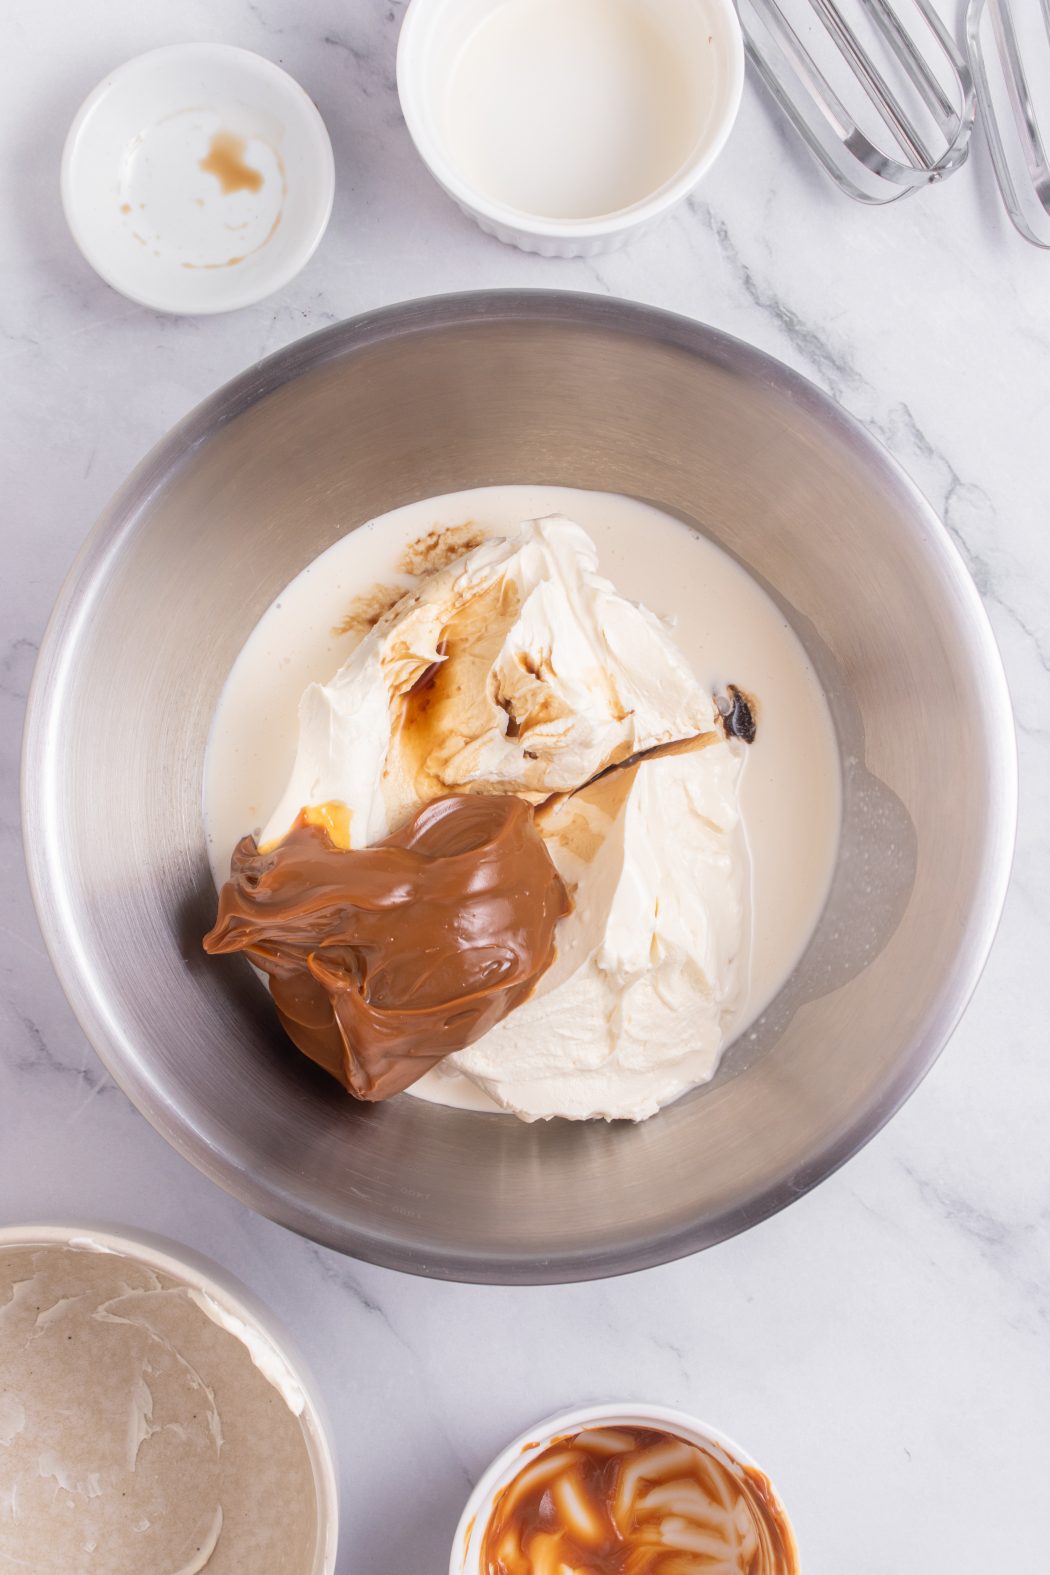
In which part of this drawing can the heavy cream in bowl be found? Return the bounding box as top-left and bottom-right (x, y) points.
(203, 485), (841, 1119)
(397, 0), (745, 253)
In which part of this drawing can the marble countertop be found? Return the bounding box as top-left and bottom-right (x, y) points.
(2, 2), (1047, 1570)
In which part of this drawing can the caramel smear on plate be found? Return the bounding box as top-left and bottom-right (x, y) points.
(199, 130), (265, 194)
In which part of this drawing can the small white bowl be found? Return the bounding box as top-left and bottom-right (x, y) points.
(62, 44), (335, 314)
(0, 1221), (339, 1574)
(451, 1401), (799, 1572)
(397, 0), (744, 257)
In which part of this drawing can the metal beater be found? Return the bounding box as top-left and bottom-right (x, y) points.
(738, 0), (976, 203)
(967, 0), (1050, 247)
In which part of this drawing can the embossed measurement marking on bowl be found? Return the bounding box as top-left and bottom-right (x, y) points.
(203, 486), (841, 1114)
(439, 0), (716, 219)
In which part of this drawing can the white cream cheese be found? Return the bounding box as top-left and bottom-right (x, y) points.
(261, 516), (714, 849)
(258, 515), (751, 1122)
(449, 739), (748, 1120)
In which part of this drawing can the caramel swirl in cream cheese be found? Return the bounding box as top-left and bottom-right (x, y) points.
(259, 516), (715, 852)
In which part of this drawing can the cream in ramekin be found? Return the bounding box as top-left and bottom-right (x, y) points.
(398, 0), (744, 256)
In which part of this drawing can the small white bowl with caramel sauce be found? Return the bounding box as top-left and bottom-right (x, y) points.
(453, 1402), (799, 1574)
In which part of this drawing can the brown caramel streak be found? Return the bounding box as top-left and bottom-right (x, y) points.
(479, 1426), (798, 1575)
(534, 727), (723, 840)
(394, 577), (520, 804)
(199, 130), (265, 194)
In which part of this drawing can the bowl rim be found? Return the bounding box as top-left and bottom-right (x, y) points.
(0, 1218), (340, 1572)
(20, 290), (1018, 1283)
(449, 1401), (799, 1573)
(396, 0), (745, 239)
(60, 42), (336, 316)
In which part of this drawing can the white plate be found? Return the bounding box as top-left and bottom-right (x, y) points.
(62, 44), (335, 314)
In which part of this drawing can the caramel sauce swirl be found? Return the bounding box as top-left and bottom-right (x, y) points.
(204, 794), (569, 1100)
(481, 1426), (799, 1575)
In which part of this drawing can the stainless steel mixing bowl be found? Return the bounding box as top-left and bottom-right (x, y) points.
(23, 293), (1016, 1283)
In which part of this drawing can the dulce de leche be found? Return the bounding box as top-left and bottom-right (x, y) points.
(204, 793), (569, 1100)
(480, 1425), (799, 1575)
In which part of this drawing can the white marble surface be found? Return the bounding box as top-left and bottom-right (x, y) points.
(1, 2), (1048, 1570)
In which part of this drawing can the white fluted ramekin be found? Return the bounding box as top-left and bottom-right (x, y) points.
(450, 1401), (799, 1572)
(397, 0), (744, 257)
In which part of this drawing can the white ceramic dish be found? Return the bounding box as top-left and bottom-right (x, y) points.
(451, 1400), (799, 1571)
(62, 44), (334, 314)
(0, 1221), (339, 1574)
(397, 0), (745, 256)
